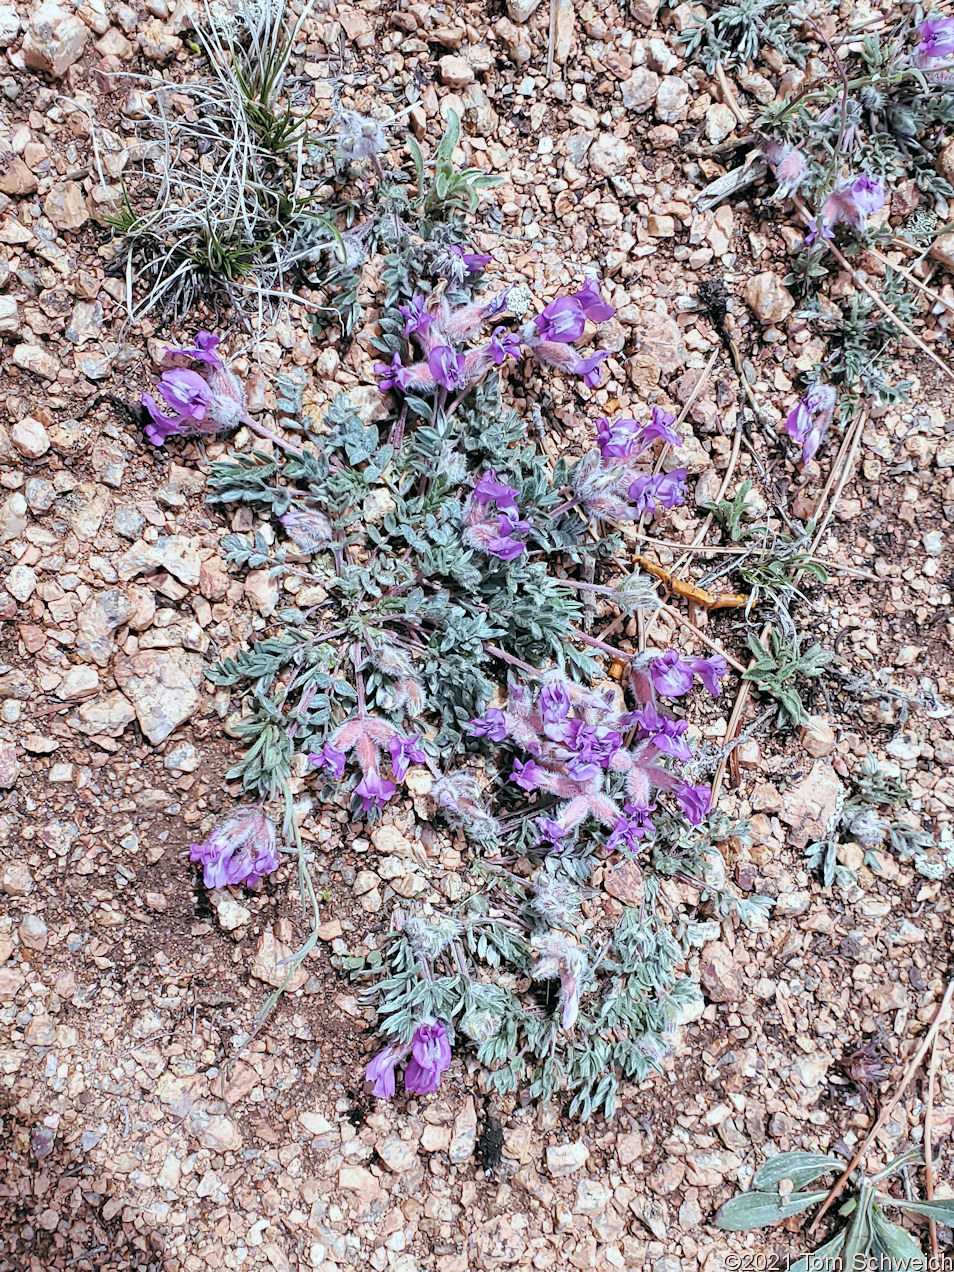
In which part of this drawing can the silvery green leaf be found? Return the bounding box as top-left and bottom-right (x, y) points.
(787, 1229), (845, 1272)
(715, 1189), (829, 1231)
(869, 1206), (926, 1269)
(752, 1151), (845, 1192)
(894, 1197), (954, 1223)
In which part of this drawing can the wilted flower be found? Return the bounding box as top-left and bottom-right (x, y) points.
(279, 507), (334, 553)
(762, 140), (809, 200)
(626, 469), (687, 516)
(785, 383), (837, 464)
(334, 109), (388, 161)
(365, 1043), (405, 1099)
(142, 331), (250, 447)
(813, 174), (886, 240)
(460, 1009), (501, 1044)
(531, 933), (588, 1030)
(404, 1021), (453, 1094)
(189, 807), (279, 889)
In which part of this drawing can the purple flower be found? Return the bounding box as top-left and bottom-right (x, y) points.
(310, 742), (347, 780)
(917, 16), (954, 62)
(649, 650), (695, 697)
(354, 771), (397, 811)
(473, 469), (520, 513)
(428, 345), (468, 391)
(785, 383), (837, 465)
(141, 395), (187, 447)
(673, 780), (711, 825)
(280, 507), (333, 553)
(168, 330), (223, 367)
(650, 650), (727, 698)
(388, 734), (426, 780)
(375, 351), (413, 393)
(633, 704), (692, 761)
(488, 326), (522, 364)
(189, 807), (279, 890)
(571, 349), (610, 387)
(804, 216), (834, 246)
(540, 678), (571, 725)
(511, 757), (545, 791)
(626, 469), (687, 517)
(573, 278), (615, 323)
(596, 408), (679, 459)
(607, 800), (656, 853)
(449, 244), (493, 273)
(468, 708), (508, 742)
(404, 1021), (452, 1095)
(850, 174), (885, 217)
(486, 514), (530, 560)
(158, 368), (213, 421)
(399, 294), (433, 339)
(535, 816), (567, 845)
(366, 1044), (404, 1099)
(534, 296), (587, 343)
(819, 174), (887, 235)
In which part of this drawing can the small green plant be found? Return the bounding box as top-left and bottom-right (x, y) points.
(742, 630), (833, 726)
(806, 756), (953, 886)
(407, 109), (504, 217)
(717, 1148), (954, 1269)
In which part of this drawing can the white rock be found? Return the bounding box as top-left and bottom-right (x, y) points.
(6, 565), (37, 602)
(546, 1141), (589, 1177)
(209, 891), (252, 932)
(54, 664), (100, 701)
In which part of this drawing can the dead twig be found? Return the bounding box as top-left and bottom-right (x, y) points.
(808, 980), (954, 1234)
(709, 622), (772, 804)
(924, 1001), (948, 1259)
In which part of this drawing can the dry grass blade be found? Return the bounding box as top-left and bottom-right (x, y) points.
(709, 622), (772, 804)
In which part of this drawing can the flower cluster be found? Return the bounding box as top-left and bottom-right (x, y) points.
(784, 383), (837, 465)
(365, 1020), (452, 1099)
(375, 275), (614, 398)
(463, 468), (532, 561)
(310, 715), (426, 812)
(468, 653), (725, 855)
(189, 807), (279, 889)
(570, 407), (688, 521)
(141, 331), (251, 447)
(805, 174), (886, 245)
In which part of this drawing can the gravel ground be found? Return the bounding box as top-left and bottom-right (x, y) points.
(1, 0), (953, 1269)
